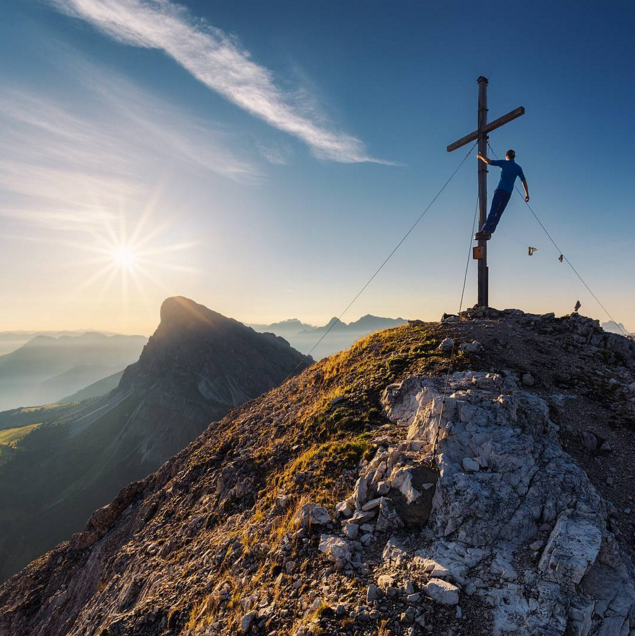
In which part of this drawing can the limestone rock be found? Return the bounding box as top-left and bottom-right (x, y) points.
(422, 578), (459, 605)
(294, 503), (332, 528)
(580, 430), (598, 452)
(353, 476), (369, 508)
(460, 340), (483, 353)
(335, 500), (353, 518)
(376, 574), (395, 590)
(538, 511), (602, 585)
(344, 523), (359, 540)
(380, 370), (635, 636)
(361, 498), (381, 511)
(318, 535), (351, 568)
(241, 610), (258, 633)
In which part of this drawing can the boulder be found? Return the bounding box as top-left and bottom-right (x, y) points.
(361, 498), (382, 511)
(344, 523), (359, 540)
(580, 430), (598, 452)
(522, 373), (535, 387)
(335, 500), (354, 518)
(460, 341), (483, 353)
(318, 535), (351, 567)
(240, 610), (258, 633)
(353, 476), (369, 508)
(294, 503), (332, 528)
(422, 578), (459, 605)
(377, 574), (395, 590)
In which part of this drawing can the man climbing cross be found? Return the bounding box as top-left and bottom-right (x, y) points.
(474, 149), (529, 240)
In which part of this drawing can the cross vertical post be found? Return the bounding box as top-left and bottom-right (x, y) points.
(447, 78), (525, 310)
(477, 76), (489, 307)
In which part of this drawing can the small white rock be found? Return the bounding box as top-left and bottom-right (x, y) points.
(344, 523), (359, 540)
(422, 578), (460, 605)
(361, 498), (382, 511)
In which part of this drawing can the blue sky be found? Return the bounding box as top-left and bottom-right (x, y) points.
(0, 0), (633, 334)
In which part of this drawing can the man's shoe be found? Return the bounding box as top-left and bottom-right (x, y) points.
(474, 231), (492, 241)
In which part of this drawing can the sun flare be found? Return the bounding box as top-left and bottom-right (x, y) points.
(66, 204), (200, 309)
(113, 246), (136, 270)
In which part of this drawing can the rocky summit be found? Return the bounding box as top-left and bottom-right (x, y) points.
(113, 296), (314, 467)
(1, 309), (635, 636)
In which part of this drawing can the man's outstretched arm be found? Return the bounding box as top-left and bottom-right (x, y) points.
(477, 153), (493, 165)
(522, 180), (529, 202)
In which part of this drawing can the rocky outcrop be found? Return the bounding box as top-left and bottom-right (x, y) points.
(373, 370), (635, 636)
(116, 296), (312, 466)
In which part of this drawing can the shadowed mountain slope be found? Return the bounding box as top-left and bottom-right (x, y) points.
(0, 297), (311, 583)
(60, 370), (126, 403)
(1, 309), (634, 636)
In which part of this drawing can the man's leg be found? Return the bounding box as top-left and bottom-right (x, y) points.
(482, 189), (511, 234)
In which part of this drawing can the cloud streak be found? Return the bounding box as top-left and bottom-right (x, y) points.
(0, 66), (259, 232)
(51, 0), (388, 164)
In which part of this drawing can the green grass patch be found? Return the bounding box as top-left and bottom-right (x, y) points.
(0, 423), (40, 447)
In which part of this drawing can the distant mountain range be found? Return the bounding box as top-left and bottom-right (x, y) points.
(0, 296), (310, 582)
(602, 321), (634, 336)
(0, 332), (147, 412)
(250, 314), (408, 359)
(0, 330), (124, 357)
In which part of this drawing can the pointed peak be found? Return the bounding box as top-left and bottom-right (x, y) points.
(159, 297), (229, 330)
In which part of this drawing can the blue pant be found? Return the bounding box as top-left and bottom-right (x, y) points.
(482, 188), (511, 233)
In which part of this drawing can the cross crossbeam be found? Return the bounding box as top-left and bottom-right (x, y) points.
(446, 106), (525, 153)
(447, 77), (525, 308)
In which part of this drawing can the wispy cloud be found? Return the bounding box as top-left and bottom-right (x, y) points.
(256, 140), (293, 166)
(50, 0), (390, 164)
(0, 65), (259, 232)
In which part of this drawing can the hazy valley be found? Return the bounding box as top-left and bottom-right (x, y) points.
(0, 332), (147, 412)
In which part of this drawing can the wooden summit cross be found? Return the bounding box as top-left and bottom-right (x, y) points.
(447, 77), (525, 308)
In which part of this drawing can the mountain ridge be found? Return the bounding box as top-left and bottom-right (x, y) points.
(1, 308), (634, 635)
(252, 314), (408, 359)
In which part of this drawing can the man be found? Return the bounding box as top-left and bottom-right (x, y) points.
(474, 149), (529, 240)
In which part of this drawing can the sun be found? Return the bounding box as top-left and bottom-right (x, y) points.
(113, 246), (136, 270)
(65, 201), (200, 311)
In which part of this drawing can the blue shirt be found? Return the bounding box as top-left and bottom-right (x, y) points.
(491, 159), (526, 193)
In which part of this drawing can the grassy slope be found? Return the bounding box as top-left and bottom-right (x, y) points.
(0, 423), (40, 446)
(184, 323), (463, 630)
(0, 424), (41, 466)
